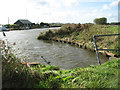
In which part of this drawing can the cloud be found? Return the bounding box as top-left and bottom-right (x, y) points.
(90, 0), (118, 23)
(63, 0), (79, 7)
(92, 9), (98, 13)
(0, 0), (29, 24)
(0, 0), (118, 24)
(102, 4), (110, 10)
(110, 0), (119, 6)
(102, 0), (119, 10)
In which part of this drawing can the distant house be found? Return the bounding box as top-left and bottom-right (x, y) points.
(14, 19), (32, 29)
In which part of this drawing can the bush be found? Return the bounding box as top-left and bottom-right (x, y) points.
(94, 17), (107, 25)
(37, 30), (54, 40)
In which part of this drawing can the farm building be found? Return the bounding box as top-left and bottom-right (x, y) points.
(14, 19), (32, 29)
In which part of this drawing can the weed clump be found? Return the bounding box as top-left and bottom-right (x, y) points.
(37, 30), (54, 40)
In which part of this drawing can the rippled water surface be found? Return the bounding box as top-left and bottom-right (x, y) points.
(0, 28), (108, 69)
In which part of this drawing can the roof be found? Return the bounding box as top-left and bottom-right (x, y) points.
(15, 19), (32, 24)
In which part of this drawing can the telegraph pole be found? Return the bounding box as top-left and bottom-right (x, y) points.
(8, 17), (9, 24)
(26, 8), (27, 19)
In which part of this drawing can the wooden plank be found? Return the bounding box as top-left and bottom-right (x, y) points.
(21, 62), (40, 65)
(21, 62), (41, 67)
(106, 52), (115, 57)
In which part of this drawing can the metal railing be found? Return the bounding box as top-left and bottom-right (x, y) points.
(93, 33), (120, 65)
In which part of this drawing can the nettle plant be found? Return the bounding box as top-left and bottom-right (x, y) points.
(1, 38), (11, 60)
(0, 33), (21, 63)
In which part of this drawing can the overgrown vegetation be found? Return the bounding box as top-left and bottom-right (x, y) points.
(34, 59), (119, 88)
(1, 38), (119, 88)
(37, 24), (120, 56)
(1, 39), (39, 88)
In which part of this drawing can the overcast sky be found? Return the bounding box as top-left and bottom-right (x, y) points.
(0, 0), (119, 24)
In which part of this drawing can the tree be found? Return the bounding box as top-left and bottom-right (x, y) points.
(40, 22), (50, 27)
(40, 22), (44, 26)
(94, 17), (107, 25)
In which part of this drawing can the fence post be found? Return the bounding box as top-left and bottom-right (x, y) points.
(93, 36), (101, 65)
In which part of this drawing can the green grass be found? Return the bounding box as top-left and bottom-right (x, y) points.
(107, 25), (118, 33)
(3, 57), (119, 88)
(34, 59), (119, 88)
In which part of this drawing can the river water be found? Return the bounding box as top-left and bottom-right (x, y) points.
(0, 28), (108, 69)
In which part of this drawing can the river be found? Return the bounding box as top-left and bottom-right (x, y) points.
(0, 28), (108, 69)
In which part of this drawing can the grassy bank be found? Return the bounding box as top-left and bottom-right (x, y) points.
(2, 54), (120, 88)
(37, 24), (120, 56)
(34, 59), (119, 88)
(1, 39), (119, 88)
